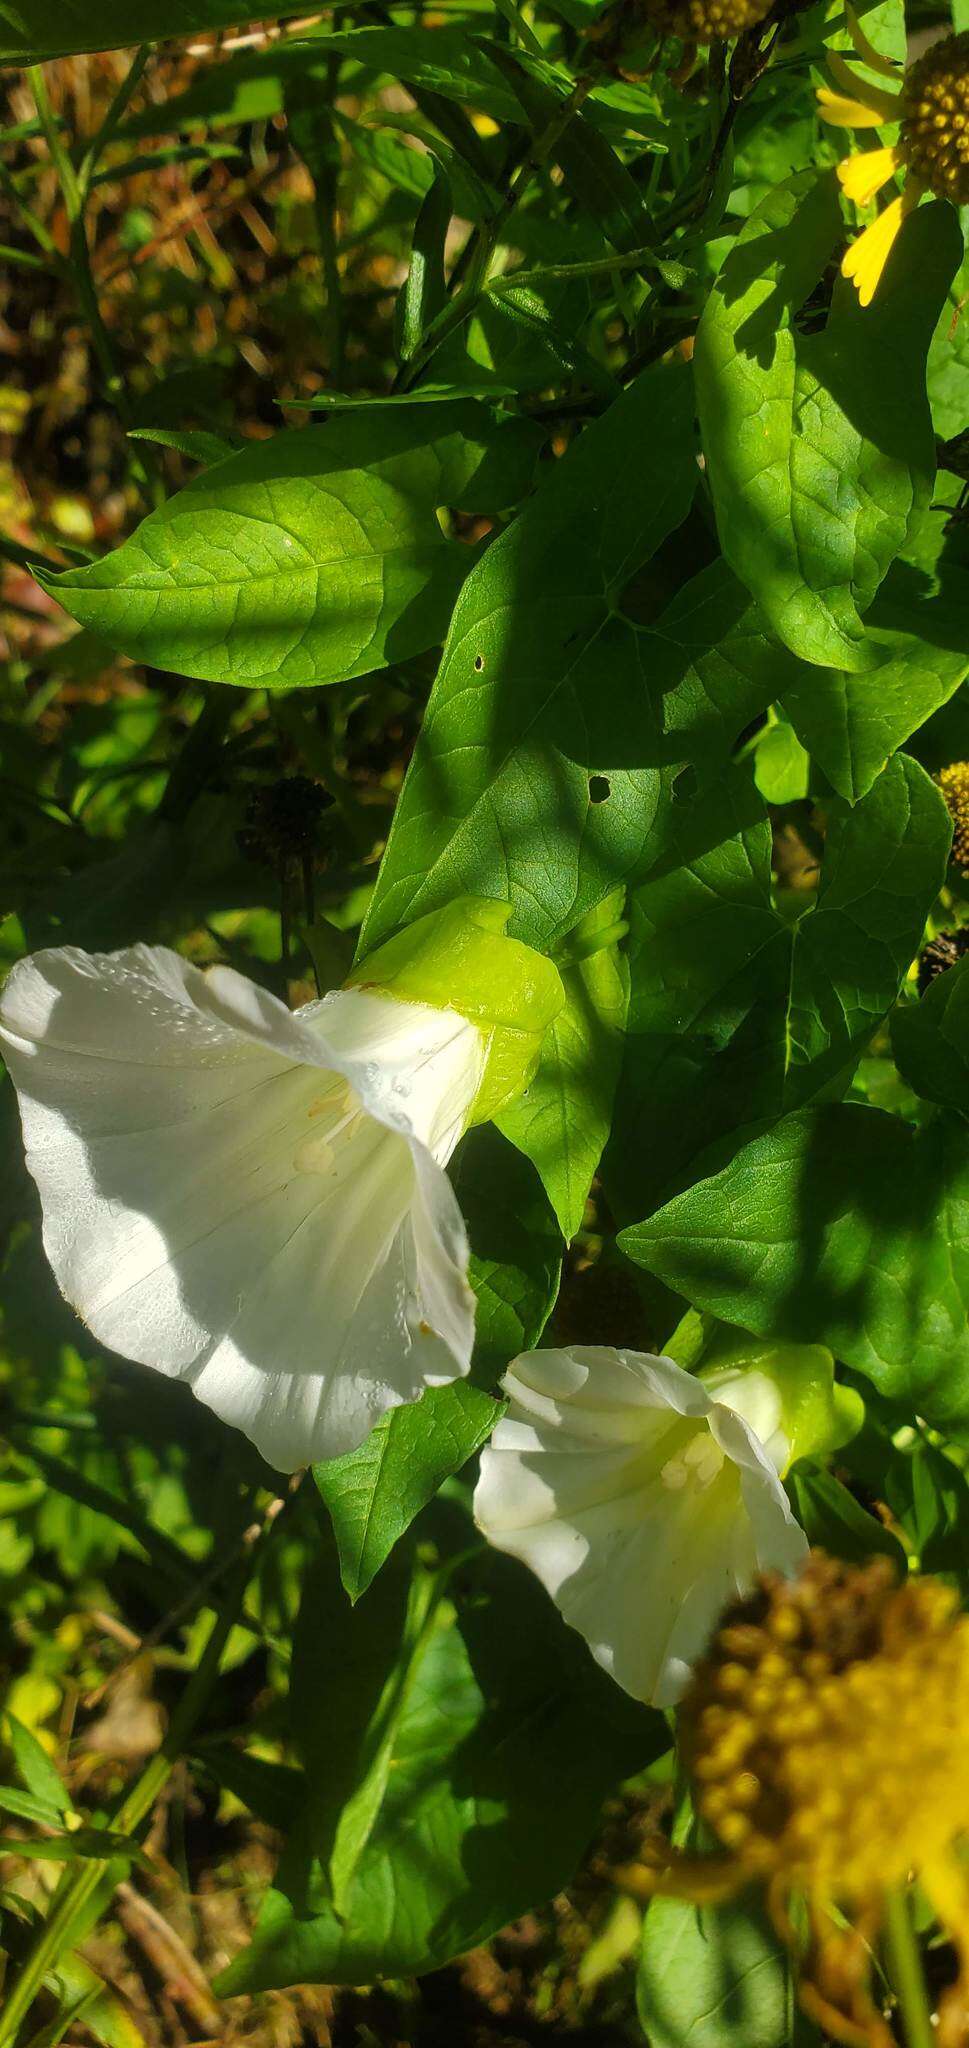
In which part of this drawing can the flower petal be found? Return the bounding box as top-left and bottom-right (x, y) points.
(845, 5), (900, 80)
(474, 1346), (806, 1707)
(837, 142), (903, 206)
(307, 986), (484, 1160)
(817, 86), (898, 128)
(825, 51), (900, 117)
(841, 182), (922, 305)
(0, 946), (477, 1470)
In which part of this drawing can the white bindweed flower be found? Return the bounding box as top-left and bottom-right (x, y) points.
(0, 943), (492, 1472)
(474, 1345), (808, 1708)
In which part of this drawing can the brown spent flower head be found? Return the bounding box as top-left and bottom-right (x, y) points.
(237, 775), (334, 872)
(918, 925), (969, 995)
(637, 1553), (969, 2047)
(937, 761), (969, 872)
(640, 0), (772, 41)
(901, 31), (969, 206)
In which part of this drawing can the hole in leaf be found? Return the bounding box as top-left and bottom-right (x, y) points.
(792, 258), (838, 337)
(589, 775), (610, 804)
(474, 654), (485, 672)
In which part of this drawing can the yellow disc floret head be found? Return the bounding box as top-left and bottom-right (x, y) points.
(901, 32), (969, 204)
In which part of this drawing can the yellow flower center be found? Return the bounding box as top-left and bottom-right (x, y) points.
(937, 761), (969, 872)
(901, 31), (969, 204)
(680, 1556), (969, 1903)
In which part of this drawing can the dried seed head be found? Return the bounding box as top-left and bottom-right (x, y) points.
(237, 775), (334, 871)
(901, 31), (969, 205)
(918, 926), (969, 995)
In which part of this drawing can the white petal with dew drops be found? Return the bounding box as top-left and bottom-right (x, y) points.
(474, 1346), (807, 1708)
(0, 945), (483, 1472)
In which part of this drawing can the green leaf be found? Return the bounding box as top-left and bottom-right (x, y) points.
(120, 42), (325, 139)
(489, 43), (656, 256)
(897, 1441), (969, 1589)
(40, 405), (544, 692)
(192, 1744), (304, 1830)
(695, 171), (961, 670)
(620, 1104), (969, 1427)
(753, 718), (809, 805)
(4, 1711), (73, 1818)
(606, 754), (950, 1219)
(216, 1541), (666, 1992)
(0, 0), (311, 61)
(316, 24), (523, 121)
(635, 558), (800, 790)
(452, 1124), (563, 1371)
(127, 427), (238, 467)
(0, 1829), (149, 1867)
(780, 501), (969, 802)
(313, 1382), (503, 1601)
(397, 159), (453, 365)
(786, 1464), (906, 1569)
(41, 1953), (148, 2048)
(928, 252), (969, 440)
(362, 362), (699, 955)
(638, 1893), (810, 2048)
(334, 111), (498, 227)
(498, 892), (629, 1239)
(892, 953), (969, 1116)
(0, 1784), (68, 1830)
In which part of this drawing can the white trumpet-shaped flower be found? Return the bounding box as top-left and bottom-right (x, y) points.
(474, 1345), (808, 1707)
(0, 943), (488, 1472)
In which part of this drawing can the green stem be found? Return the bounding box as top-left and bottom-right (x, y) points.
(884, 1887), (935, 2048)
(0, 1556), (250, 2048)
(487, 240), (662, 295)
(25, 66), (79, 214)
(0, 535), (66, 577)
(28, 67), (128, 421)
(0, 162), (62, 260)
(77, 46), (151, 195)
(396, 75), (592, 390)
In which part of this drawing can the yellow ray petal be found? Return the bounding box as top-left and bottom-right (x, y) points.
(825, 52), (901, 116)
(837, 141), (903, 206)
(845, 4), (899, 79)
(841, 181), (922, 306)
(921, 1852), (969, 1961)
(817, 85), (896, 127)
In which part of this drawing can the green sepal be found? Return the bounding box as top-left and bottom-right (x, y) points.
(349, 898), (565, 1124)
(698, 1326), (864, 1476)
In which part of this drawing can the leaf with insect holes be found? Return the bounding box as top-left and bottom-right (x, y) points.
(361, 362), (700, 957)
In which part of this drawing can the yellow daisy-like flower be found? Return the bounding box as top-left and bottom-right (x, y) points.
(817, 14), (969, 306)
(631, 1553), (969, 2048)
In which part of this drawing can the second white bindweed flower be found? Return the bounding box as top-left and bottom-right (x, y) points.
(474, 1344), (811, 1707)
